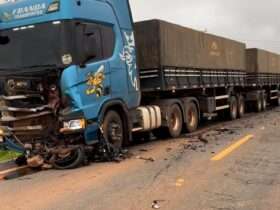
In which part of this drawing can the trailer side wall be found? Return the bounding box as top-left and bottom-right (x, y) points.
(135, 19), (246, 71)
(246, 48), (280, 73)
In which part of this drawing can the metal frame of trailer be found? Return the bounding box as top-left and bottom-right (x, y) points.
(246, 73), (280, 86)
(140, 67), (246, 92)
(245, 73), (280, 105)
(140, 67), (280, 116)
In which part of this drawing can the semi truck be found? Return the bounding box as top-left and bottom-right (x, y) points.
(0, 0), (279, 169)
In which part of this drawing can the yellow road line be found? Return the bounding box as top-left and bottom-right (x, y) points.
(211, 134), (254, 161)
(0, 166), (28, 176)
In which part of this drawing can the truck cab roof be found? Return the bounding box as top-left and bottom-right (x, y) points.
(0, 0), (133, 30)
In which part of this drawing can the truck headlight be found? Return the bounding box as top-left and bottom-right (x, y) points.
(61, 119), (86, 133)
(47, 1), (60, 13)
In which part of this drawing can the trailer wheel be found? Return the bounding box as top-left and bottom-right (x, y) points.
(185, 102), (199, 133)
(237, 95), (245, 118)
(276, 95), (280, 106)
(167, 104), (183, 138)
(102, 110), (124, 152)
(261, 96), (267, 111)
(255, 98), (262, 112)
(228, 96), (238, 120)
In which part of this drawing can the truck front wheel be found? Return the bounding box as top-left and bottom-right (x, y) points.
(185, 102), (199, 133)
(52, 147), (85, 170)
(102, 110), (124, 152)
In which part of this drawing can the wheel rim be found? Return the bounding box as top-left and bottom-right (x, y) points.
(231, 100), (237, 118)
(239, 102), (245, 115)
(263, 99), (267, 109)
(258, 100), (262, 110)
(107, 120), (123, 147)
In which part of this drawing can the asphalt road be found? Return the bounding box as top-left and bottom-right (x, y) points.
(0, 108), (280, 210)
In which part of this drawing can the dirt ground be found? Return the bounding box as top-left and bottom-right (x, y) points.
(0, 107), (280, 210)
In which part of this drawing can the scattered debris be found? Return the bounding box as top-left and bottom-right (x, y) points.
(136, 156), (155, 162)
(188, 139), (200, 143)
(139, 149), (149, 152)
(41, 164), (53, 170)
(152, 200), (165, 209)
(215, 128), (231, 133)
(166, 147), (172, 152)
(175, 178), (185, 187)
(198, 134), (209, 144)
(183, 144), (197, 151)
(215, 127), (237, 135)
(27, 155), (44, 168)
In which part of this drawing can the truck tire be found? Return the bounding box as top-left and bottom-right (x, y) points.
(227, 96), (238, 120)
(52, 147), (85, 170)
(102, 110), (124, 152)
(185, 102), (199, 133)
(154, 104), (183, 139)
(255, 98), (262, 112)
(167, 104), (183, 138)
(237, 95), (245, 118)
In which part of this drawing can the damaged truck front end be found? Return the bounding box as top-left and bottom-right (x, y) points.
(0, 0), (138, 169)
(0, 19), (105, 169)
(0, 71), (75, 167)
(0, 68), (97, 169)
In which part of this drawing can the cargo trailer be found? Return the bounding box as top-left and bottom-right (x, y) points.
(246, 48), (280, 107)
(0, 0), (280, 169)
(136, 20), (280, 132)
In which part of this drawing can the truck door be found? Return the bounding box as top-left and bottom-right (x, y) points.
(75, 22), (114, 120)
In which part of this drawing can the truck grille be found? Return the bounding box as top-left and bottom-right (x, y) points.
(0, 76), (58, 141)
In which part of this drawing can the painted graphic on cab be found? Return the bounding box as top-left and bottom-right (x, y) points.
(0, 0), (60, 22)
(120, 31), (139, 91)
(86, 65), (105, 97)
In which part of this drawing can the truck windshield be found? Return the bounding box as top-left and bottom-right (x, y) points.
(0, 20), (77, 71)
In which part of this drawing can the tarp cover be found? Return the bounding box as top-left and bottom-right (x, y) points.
(135, 19), (246, 71)
(246, 48), (280, 73)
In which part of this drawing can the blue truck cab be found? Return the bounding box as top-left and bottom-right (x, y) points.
(0, 0), (142, 168)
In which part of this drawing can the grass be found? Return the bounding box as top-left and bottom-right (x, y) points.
(0, 150), (21, 163)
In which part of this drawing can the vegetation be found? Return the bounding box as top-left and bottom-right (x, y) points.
(0, 150), (20, 163)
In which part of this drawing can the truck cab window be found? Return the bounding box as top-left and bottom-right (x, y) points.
(76, 21), (115, 64)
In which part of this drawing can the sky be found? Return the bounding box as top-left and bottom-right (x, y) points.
(130, 0), (280, 53)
